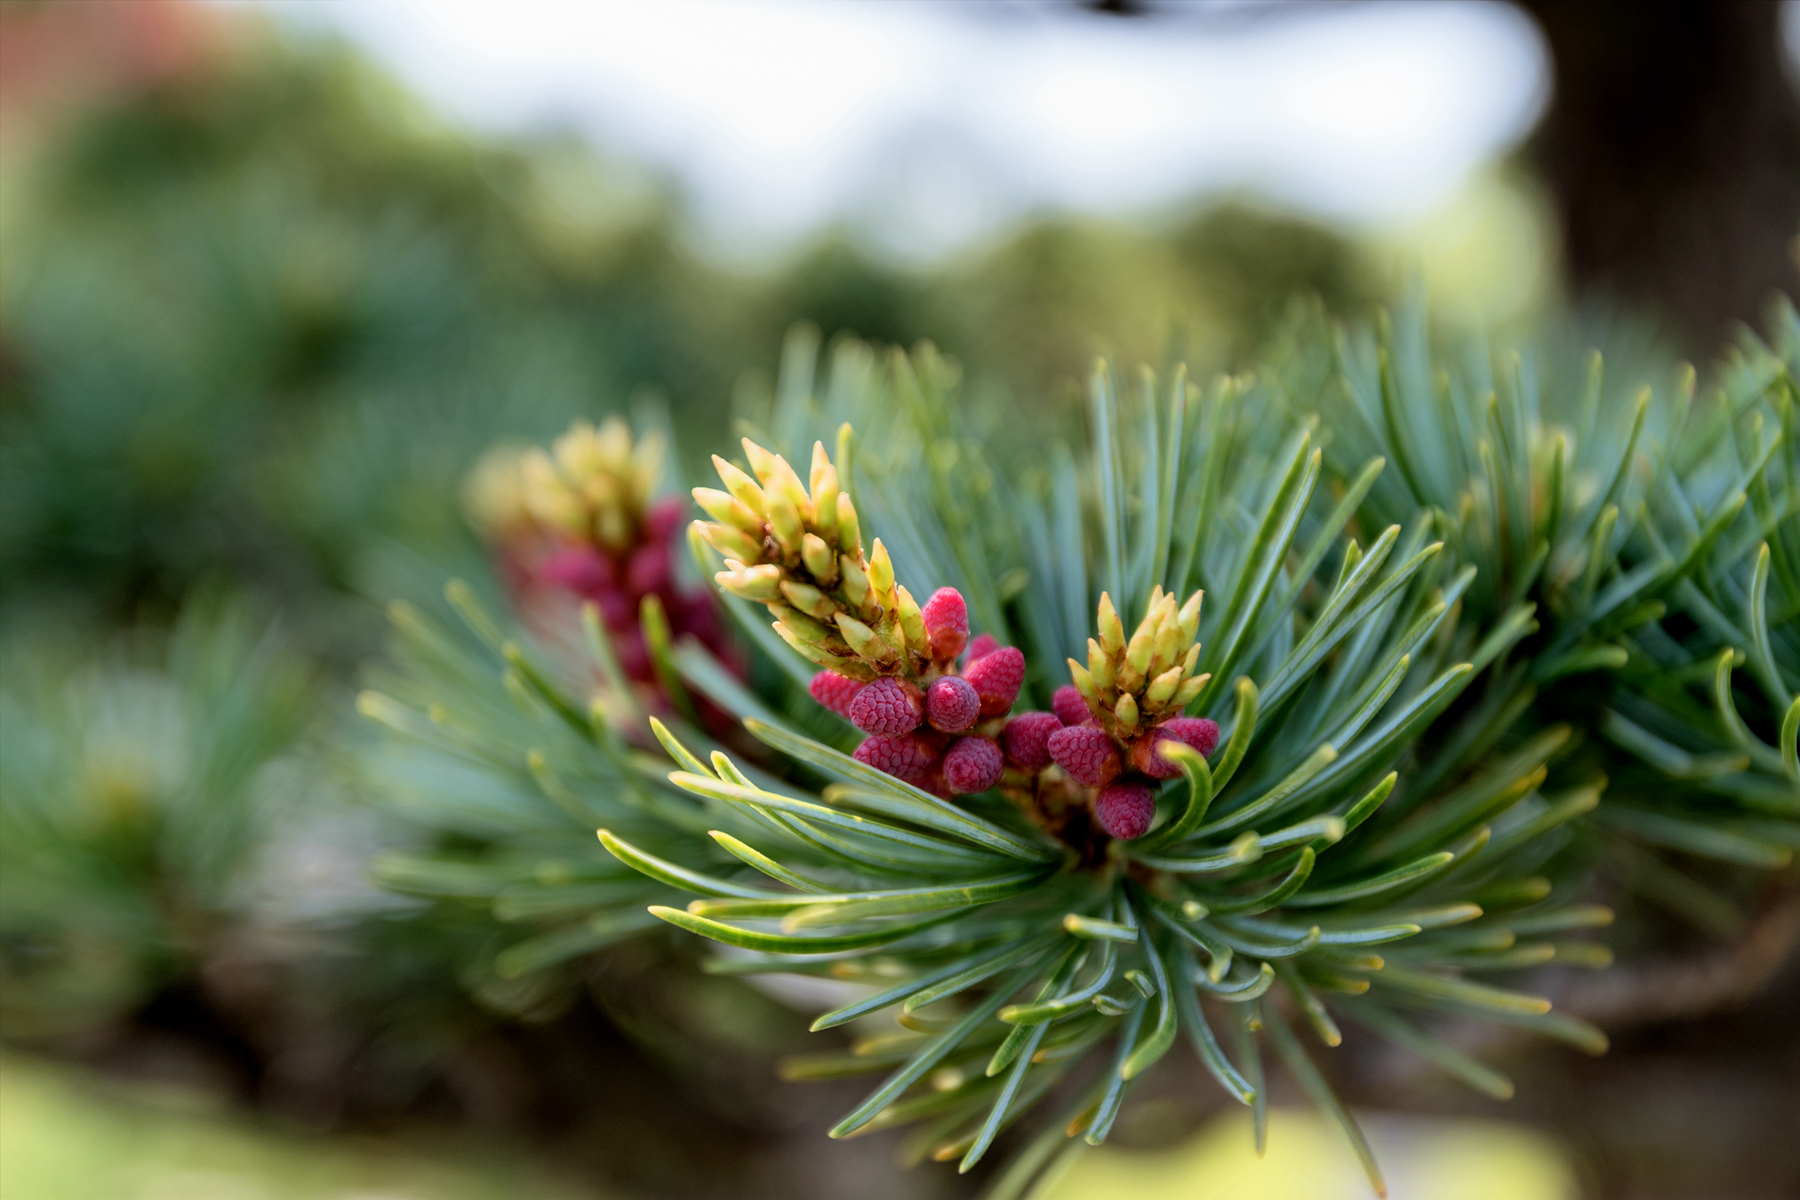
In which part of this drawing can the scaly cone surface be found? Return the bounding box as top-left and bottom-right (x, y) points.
(1026, 588), (1220, 839)
(466, 416), (732, 686)
(696, 436), (1024, 793)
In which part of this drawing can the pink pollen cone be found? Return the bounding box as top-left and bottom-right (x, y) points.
(854, 734), (939, 785)
(1095, 783), (1155, 840)
(540, 545), (614, 596)
(942, 737), (1004, 794)
(849, 677), (925, 736)
(964, 633), (999, 664)
(1132, 736), (1182, 780)
(1002, 712), (1061, 772)
(809, 671), (865, 718)
(925, 675), (981, 733)
(920, 587), (970, 661)
(1162, 716), (1220, 757)
(1047, 725), (1122, 788)
(1052, 685), (1090, 727)
(1133, 717), (1221, 779)
(643, 495), (688, 540)
(963, 645), (1024, 717)
(594, 587), (633, 628)
(626, 542), (671, 596)
(1130, 723), (1216, 780)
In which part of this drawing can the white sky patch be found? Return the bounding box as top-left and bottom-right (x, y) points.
(210, 0), (1550, 264)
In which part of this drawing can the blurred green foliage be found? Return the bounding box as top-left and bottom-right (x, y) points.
(0, 36), (712, 633)
(0, 593), (315, 1037)
(0, 27), (1377, 646)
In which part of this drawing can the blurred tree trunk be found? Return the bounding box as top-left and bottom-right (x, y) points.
(1516, 0), (1800, 348)
(1085, 0), (1800, 347)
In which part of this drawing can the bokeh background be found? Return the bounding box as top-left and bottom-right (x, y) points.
(1, 2), (1796, 1198)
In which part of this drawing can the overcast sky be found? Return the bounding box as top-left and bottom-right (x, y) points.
(213, 0), (1554, 263)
